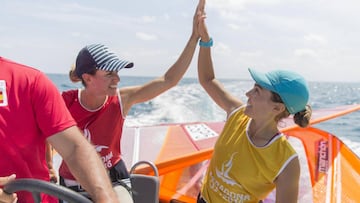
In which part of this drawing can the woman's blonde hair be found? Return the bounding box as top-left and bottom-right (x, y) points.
(69, 63), (81, 83)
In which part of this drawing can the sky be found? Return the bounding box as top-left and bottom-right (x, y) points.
(1, 0), (360, 82)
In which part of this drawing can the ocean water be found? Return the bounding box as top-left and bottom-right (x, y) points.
(47, 74), (360, 157)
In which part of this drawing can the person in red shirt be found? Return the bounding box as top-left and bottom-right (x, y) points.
(58, 0), (203, 194)
(0, 57), (119, 203)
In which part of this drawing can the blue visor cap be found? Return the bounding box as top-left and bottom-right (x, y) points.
(248, 68), (309, 114)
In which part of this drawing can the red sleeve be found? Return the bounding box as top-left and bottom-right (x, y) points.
(61, 89), (77, 109)
(31, 72), (76, 138)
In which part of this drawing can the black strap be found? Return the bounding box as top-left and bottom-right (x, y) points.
(108, 159), (130, 182)
(59, 176), (86, 193)
(66, 185), (85, 193)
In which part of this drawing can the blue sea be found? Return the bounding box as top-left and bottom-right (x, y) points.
(47, 74), (360, 157)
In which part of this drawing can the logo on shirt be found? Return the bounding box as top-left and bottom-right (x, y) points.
(84, 127), (113, 168)
(84, 128), (109, 152)
(209, 152), (251, 202)
(215, 152), (242, 187)
(0, 80), (8, 107)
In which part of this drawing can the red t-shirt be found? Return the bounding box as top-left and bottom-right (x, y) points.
(59, 89), (125, 180)
(0, 57), (76, 203)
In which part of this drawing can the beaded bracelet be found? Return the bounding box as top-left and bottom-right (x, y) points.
(199, 38), (213, 47)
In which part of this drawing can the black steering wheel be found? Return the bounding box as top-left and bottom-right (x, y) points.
(4, 178), (92, 203)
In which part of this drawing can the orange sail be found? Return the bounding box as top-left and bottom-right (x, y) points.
(287, 127), (360, 203)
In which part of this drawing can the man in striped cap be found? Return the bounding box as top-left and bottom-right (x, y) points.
(56, 0), (203, 201)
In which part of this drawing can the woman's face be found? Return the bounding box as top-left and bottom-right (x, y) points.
(86, 69), (120, 96)
(244, 84), (281, 119)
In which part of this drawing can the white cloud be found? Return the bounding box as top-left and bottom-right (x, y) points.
(70, 32), (81, 37)
(227, 23), (240, 30)
(207, 0), (247, 11)
(218, 10), (242, 21)
(163, 13), (170, 21)
(294, 49), (318, 57)
(207, 0), (293, 11)
(135, 32), (158, 41)
(214, 42), (232, 55)
(141, 16), (157, 23)
(304, 34), (328, 45)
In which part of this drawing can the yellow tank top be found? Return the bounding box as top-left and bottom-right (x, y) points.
(201, 107), (297, 203)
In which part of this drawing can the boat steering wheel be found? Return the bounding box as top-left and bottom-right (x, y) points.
(4, 178), (92, 203)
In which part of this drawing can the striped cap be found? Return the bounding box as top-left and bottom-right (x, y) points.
(75, 44), (133, 77)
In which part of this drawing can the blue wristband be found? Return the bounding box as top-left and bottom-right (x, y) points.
(199, 38), (213, 47)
